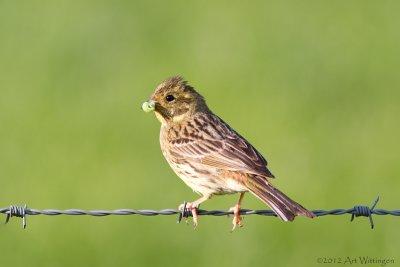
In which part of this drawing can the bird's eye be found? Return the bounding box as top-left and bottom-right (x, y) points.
(165, 95), (175, 102)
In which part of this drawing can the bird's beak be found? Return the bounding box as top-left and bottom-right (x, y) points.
(142, 100), (156, 113)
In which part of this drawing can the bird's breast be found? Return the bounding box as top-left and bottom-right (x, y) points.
(158, 125), (248, 195)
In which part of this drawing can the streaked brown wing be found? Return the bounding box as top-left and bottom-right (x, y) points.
(168, 113), (275, 178)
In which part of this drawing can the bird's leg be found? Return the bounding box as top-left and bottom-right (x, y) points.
(178, 194), (211, 228)
(229, 192), (245, 231)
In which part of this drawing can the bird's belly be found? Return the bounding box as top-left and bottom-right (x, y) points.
(169, 160), (247, 196)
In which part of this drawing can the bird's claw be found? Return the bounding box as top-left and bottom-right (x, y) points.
(178, 202), (199, 228)
(229, 205), (244, 232)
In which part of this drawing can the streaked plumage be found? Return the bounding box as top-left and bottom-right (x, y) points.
(142, 76), (315, 227)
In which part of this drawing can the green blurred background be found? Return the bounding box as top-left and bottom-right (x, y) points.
(0, 1), (399, 266)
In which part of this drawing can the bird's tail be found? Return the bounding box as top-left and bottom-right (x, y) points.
(245, 175), (315, 221)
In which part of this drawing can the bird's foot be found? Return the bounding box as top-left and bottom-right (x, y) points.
(229, 204), (243, 232)
(178, 202), (199, 228)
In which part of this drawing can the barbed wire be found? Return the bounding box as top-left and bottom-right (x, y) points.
(1, 196), (399, 229)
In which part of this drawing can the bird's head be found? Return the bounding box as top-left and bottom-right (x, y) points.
(142, 76), (208, 124)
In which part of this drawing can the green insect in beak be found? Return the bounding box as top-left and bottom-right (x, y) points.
(142, 100), (156, 113)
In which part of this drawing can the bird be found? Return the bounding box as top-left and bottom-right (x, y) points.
(142, 76), (315, 230)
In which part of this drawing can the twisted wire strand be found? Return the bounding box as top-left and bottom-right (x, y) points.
(1, 197), (399, 229)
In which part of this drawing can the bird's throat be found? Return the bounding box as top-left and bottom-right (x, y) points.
(154, 111), (168, 125)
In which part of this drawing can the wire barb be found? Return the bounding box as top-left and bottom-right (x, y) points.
(350, 196), (380, 229)
(177, 201), (187, 224)
(5, 205), (27, 229)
